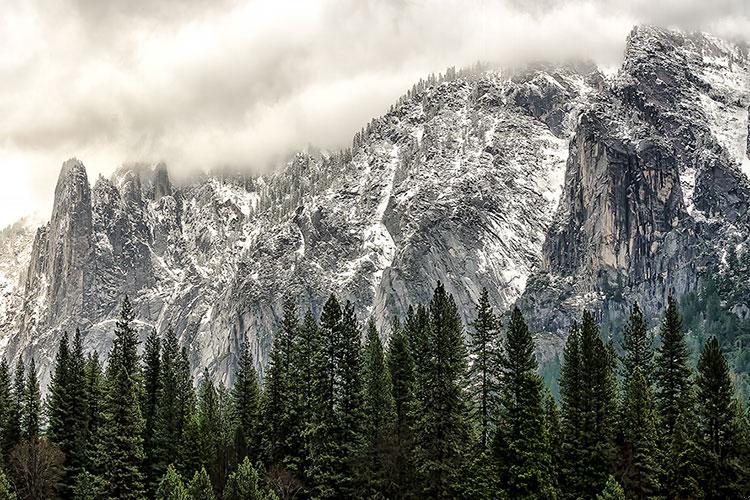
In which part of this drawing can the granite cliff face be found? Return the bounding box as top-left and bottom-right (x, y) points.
(1, 26), (749, 386)
(520, 26), (750, 338)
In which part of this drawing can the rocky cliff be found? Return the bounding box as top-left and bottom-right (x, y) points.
(1, 26), (748, 387)
(520, 26), (750, 339)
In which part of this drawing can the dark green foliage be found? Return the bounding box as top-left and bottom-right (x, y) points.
(23, 358), (41, 440)
(414, 282), (473, 498)
(696, 337), (745, 498)
(621, 303), (652, 379)
(82, 352), (104, 472)
(6, 357), (24, 453)
(335, 300), (365, 496)
(188, 467), (215, 500)
(16, 275), (750, 499)
(0, 359), (11, 464)
(306, 295), (343, 498)
(96, 296), (146, 499)
(668, 388), (703, 499)
(655, 297), (692, 439)
(156, 464), (189, 500)
(142, 328), (162, 495)
(544, 391), (562, 490)
(224, 457), (274, 500)
(290, 310), (320, 485)
(618, 368), (661, 498)
(494, 307), (555, 499)
(72, 470), (105, 500)
(560, 312), (617, 499)
(362, 319), (396, 496)
(47, 330), (89, 497)
(262, 299), (297, 469)
(232, 335), (261, 464)
(47, 331), (71, 442)
(386, 316), (416, 493)
(597, 475), (625, 500)
(0, 467), (15, 500)
(469, 289), (500, 450)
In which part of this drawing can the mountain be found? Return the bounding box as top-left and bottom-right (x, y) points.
(1, 26), (748, 388)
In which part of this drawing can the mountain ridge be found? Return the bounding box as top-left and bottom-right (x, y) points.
(1, 25), (749, 389)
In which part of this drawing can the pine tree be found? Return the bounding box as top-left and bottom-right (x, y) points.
(307, 295), (342, 498)
(654, 297), (691, 438)
(83, 352), (104, 473)
(362, 319), (396, 496)
(597, 476), (625, 500)
(386, 317), (416, 494)
(0, 359), (12, 464)
(619, 368), (661, 498)
(335, 300), (364, 497)
(668, 388), (703, 499)
(73, 470), (105, 500)
(621, 303), (652, 378)
(654, 297), (693, 494)
(224, 457), (273, 500)
(47, 330), (88, 497)
(494, 307), (555, 499)
(156, 464), (189, 500)
(175, 347), (196, 474)
(23, 358), (40, 440)
(96, 296), (146, 499)
(233, 335), (261, 464)
(157, 329), (195, 477)
(696, 337), (744, 498)
(405, 305), (430, 391)
(47, 331), (71, 443)
(262, 299), (297, 468)
(188, 467), (215, 500)
(560, 312), (616, 499)
(142, 328), (162, 495)
(6, 357), (25, 454)
(414, 283), (473, 498)
(544, 391), (562, 491)
(291, 310), (320, 486)
(468, 288), (500, 450)
(0, 468), (16, 500)
(198, 370), (220, 488)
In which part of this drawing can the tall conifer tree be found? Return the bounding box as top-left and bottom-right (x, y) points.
(414, 283), (473, 498)
(262, 299), (298, 468)
(23, 358), (40, 440)
(494, 307), (555, 499)
(96, 297), (146, 499)
(387, 317), (416, 494)
(469, 289), (500, 451)
(362, 319), (396, 496)
(232, 335), (261, 464)
(142, 328), (162, 495)
(696, 337), (744, 498)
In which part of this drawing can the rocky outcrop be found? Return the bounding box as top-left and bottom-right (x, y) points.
(520, 26), (750, 334)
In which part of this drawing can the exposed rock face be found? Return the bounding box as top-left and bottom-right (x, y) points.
(1, 26), (748, 387)
(520, 26), (750, 336)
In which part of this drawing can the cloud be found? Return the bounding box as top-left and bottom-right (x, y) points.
(0, 0), (748, 227)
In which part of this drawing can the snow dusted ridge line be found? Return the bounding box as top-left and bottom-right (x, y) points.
(2, 25), (749, 389)
(0, 59), (595, 387)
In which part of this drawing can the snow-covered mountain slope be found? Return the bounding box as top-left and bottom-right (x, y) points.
(0, 219), (35, 352)
(1, 25), (748, 386)
(0, 63), (600, 387)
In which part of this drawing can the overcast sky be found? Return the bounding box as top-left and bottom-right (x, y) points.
(1, 0), (749, 228)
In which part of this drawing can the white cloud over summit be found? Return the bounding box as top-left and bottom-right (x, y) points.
(0, 0), (748, 227)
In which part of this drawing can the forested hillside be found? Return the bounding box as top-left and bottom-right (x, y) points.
(0, 283), (747, 499)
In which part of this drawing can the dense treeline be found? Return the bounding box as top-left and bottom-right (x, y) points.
(0, 285), (748, 499)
